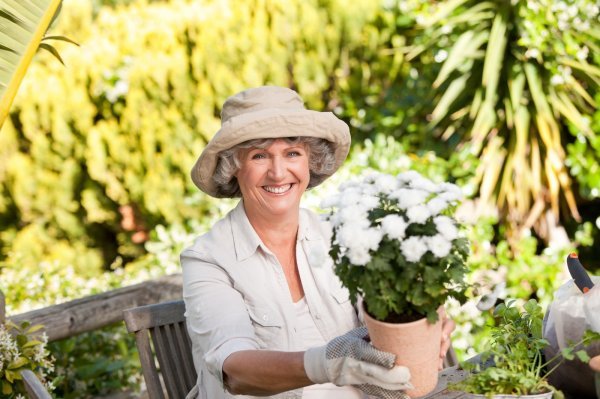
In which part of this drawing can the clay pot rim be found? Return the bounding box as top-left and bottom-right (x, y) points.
(361, 302), (442, 327)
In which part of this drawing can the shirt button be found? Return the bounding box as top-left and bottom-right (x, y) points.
(262, 314), (269, 321)
(314, 313), (321, 320)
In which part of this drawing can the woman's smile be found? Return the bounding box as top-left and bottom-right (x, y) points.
(263, 183), (293, 194)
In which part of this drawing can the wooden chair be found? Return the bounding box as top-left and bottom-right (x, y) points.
(21, 370), (52, 399)
(123, 300), (197, 399)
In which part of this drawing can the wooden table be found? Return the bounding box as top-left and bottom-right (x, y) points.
(420, 366), (471, 398)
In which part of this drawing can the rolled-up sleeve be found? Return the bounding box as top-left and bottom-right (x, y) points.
(181, 248), (260, 384)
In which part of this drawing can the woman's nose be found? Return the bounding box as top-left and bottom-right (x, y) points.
(268, 157), (285, 180)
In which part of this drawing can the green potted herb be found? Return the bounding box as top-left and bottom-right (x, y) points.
(452, 299), (600, 398)
(321, 171), (470, 396)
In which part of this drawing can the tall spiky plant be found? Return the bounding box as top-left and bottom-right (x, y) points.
(399, 0), (600, 235)
(0, 0), (74, 128)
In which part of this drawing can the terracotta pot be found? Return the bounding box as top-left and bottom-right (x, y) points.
(362, 303), (442, 397)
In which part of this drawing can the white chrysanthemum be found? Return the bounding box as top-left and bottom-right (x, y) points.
(439, 191), (463, 203)
(337, 224), (368, 249)
(410, 177), (438, 192)
(339, 205), (369, 226)
(320, 193), (341, 209)
(339, 180), (361, 191)
(435, 216), (459, 241)
(381, 214), (407, 240)
(426, 234), (452, 258)
(339, 189), (363, 207)
(401, 236), (428, 263)
(390, 188), (429, 208)
(375, 174), (398, 193)
(427, 197), (449, 215)
(363, 172), (381, 184)
(348, 247), (371, 266)
(359, 195), (380, 210)
(363, 227), (384, 251)
(437, 182), (463, 197)
(396, 171), (423, 185)
(406, 204), (431, 224)
(360, 183), (379, 196)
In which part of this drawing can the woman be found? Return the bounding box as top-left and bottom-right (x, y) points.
(181, 86), (454, 399)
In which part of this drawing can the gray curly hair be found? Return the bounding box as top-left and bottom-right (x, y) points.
(213, 137), (336, 198)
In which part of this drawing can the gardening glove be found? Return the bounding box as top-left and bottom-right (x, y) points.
(304, 326), (412, 399)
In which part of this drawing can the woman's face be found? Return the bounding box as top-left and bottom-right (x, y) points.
(235, 139), (310, 220)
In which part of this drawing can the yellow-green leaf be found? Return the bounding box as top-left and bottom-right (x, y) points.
(0, 0), (64, 128)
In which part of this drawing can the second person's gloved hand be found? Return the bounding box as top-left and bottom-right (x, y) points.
(303, 326), (412, 399)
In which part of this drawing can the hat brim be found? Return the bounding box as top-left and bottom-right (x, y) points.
(191, 107), (350, 198)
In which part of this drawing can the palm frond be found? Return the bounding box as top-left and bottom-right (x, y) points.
(0, 0), (63, 128)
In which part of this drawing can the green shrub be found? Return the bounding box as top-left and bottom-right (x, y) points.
(0, 321), (55, 398)
(0, 0), (384, 276)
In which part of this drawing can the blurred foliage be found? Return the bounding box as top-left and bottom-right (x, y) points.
(0, 0), (383, 276)
(386, 0), (600, 239)
(0, 320), (55, 398)
(49, 323), (141, 398)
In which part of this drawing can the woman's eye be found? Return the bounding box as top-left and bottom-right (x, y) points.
(251, 153), (266, 160)
(288, 151), (301, 157)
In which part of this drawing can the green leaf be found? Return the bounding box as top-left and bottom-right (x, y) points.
(41, 34), (79, 46)
(482, 12), (507, 98)
(38, 42), (64, 65)
(0, 0), (65, 127)
(8, 356), (29, 369)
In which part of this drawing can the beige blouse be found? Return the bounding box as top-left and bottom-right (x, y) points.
(181, 201), (361, 399)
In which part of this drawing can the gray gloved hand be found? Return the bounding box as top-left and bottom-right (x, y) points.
(304, 326), (412, 398)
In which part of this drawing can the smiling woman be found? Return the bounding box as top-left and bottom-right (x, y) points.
(179, 86), (454, 399)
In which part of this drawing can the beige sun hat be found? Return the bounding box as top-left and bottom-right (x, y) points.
(191, 86), (351, 197)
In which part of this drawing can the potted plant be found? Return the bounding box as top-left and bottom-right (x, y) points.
(452, 299), (600, 399)
(321, 170), (470, 396)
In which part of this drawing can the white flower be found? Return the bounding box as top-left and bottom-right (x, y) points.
(320, 193), (340, 208)
(426, 235), (452, 258)
(427, 197), (449, 215)
(406, 204), (431, 224)
(375, 174), (398, 194)
(439, 190), (463, 203)
(390, 188), (429, 208)
(339, 189), (363, 207)
(341, 227), (382, 266)
(396, 171), (423, 186)
(401, 236), (428, 263)
(339, 205), (369, 226)
(381, 214), (407, 240)
(359, 195), (380, 210)
(409, 177), (438, 192)
(435, 216), (459, 241)
(348, 247), (371, 266)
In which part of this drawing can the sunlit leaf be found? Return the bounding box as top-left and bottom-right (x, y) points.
(0, 0), (64, 127)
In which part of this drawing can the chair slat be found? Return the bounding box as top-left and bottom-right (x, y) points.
(21, 370), (52, 399)
(123, 300), (197, 399)
(174, 320), (197, 387)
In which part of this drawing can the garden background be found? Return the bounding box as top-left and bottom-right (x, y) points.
(1, 0), (599, 397)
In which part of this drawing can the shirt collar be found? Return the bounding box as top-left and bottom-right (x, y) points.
(230, 200), (264, 262)
(230, 201), (318, 262)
